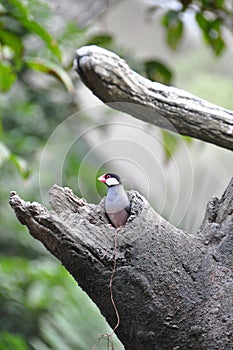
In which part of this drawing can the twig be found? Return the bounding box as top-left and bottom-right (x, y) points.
(92, 228), (121, 350)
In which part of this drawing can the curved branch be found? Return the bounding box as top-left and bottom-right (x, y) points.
(74, 45), (233, 150)
(9, 179), (233, 350)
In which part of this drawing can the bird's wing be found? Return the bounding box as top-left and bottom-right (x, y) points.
(125, 202), (131, 215)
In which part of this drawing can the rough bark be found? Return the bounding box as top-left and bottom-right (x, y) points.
(74, 45), (233, 151)
(9, 179), (233, 350)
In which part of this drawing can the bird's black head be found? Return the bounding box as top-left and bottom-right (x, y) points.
(98, 173), (121, 187)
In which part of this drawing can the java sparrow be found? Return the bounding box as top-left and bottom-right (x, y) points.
(98, 173), (131, 228)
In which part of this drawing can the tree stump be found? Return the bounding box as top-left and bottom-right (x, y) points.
(9, 178), (233, 350)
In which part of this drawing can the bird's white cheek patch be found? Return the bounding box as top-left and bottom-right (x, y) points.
(106, 178), (119, 186)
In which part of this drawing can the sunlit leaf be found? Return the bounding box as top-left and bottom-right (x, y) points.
(25, 57), (74, 93)
(0, 62), (16, 92)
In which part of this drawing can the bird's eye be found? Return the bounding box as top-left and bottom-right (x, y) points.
(105, 174), (111, 179)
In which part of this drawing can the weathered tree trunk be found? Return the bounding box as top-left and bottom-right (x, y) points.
(74, 45), (233, 151)
(9, 179), (233, 350)
(9, 45), (233, 349)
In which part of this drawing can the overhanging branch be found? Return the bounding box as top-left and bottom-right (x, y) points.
(74, 45), (233, 151)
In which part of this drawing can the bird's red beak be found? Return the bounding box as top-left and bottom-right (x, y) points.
(98, 174), (106, 183)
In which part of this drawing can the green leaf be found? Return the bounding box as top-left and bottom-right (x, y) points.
(144, 60), (173, 84)
(86, 34), (113, 47)
(0, 30), (23, 70)
(201, 0), (225, 9)
(196, 13), (225, 56)
(5, 0), (29, 18)
(9, 154), (31, 179)
(162, 11), (183, 50)
(161, 132), (193, 160)
(25, 57), (74, 93)
(210, 34), (225, 55)
(0, 332), (29, 350)
(181, 135), (193, 144)
(216, 0), (225, 7)
(6, 0), (62, 61)
(0, 142), (11, 166)
(161, 130), (179, 161)
(167, 19), (183, 50)
(21, 20), (61, 61)
(0, 62), (16, 92)
(196, 12), (207, 31)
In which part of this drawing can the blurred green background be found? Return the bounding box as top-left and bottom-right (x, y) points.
(0, 1), (233, 349)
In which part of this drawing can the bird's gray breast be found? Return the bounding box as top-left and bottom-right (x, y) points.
(105, 185), (130, 214)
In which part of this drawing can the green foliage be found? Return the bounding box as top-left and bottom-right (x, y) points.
(0, 141), (11, 166)
(0, 0), (75, 180)
(161, 131), (179, 161)
(161, 131), (193, 162)
(162, 11), (183, 50)
(3, 0), (61, 61)
(144, 60), (173, 85)
(0, 142), (31, 179)
(0, 1), (125, 348)
(0, 332), (29, 350)
(0, 1), (123, 348)
(9, 154), (31, 180)
(0, 257), (122, 350)
(0, 0), (72, 94)
(0, 61), (17, 92)
(196, 13), (225, 55)
(149, 0), (232, 55)
(0, 29), (23, 70)
(86, 33), (113, 48)
(25, 57), (74, 93)
(0, 0), (231, 349)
